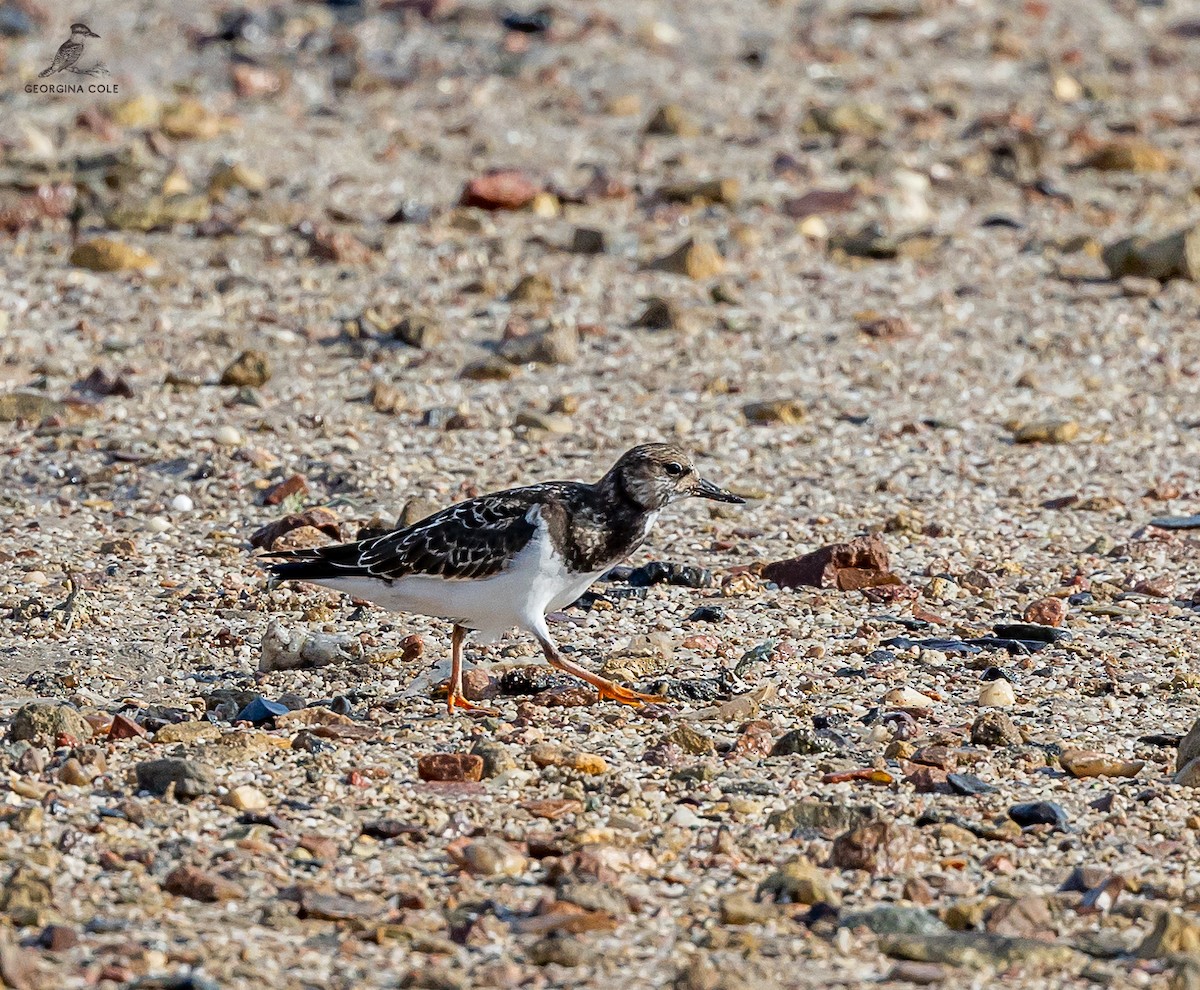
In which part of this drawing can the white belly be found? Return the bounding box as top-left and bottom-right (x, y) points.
(312, 513), (607, 641)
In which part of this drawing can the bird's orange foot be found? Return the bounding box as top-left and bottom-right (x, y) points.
(593, 681), (663, 706)
(446, 693), (498, 716)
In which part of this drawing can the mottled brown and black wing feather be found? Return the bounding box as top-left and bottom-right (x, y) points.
(262, 485), (573, 584)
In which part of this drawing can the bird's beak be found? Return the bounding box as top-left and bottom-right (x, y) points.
(693, 477), (744, 504)
(87, 28), (100, 37)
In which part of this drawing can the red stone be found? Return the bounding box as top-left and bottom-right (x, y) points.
(1023, 596), (1066, 627)
(249, 507), (341, 550)
(264, 474), (308, 506)
(521, 799), (583, 820)
(461, 668), (497, 701)
(763, 534), (896, 591)
(108, 714), (147, 740)
(163, 865), (243, 903)
(460, 170), (540, 211)
(782, 188), (858, 218)
(417, 753), (484, 783)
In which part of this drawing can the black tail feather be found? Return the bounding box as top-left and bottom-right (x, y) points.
(261, 541), (368, 584)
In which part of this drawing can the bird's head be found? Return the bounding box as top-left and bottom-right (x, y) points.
(70, 23), (99, 37)
(606, 443), (744, 511)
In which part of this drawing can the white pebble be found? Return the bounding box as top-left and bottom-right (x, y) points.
(146, 516), (171, 533)
(978, 679), (1016, 708)
(170, 494), (194, 512)
(214, 425), (241, 446)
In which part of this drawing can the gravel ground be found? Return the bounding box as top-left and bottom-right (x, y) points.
(2, 0), (1200, 987)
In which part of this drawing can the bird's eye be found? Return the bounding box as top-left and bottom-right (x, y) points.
(664, 462), (684, 477)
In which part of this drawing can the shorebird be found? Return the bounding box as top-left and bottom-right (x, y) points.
(263, 443), (744, 713)
(39, 23), (100, 77)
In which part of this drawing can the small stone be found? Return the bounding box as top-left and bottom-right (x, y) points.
(1060, 749), (1144, 779)
(448, 837), (527, 876)
(659, 178), (740, 206)
(514, 409), (572, 434)
(8, 703), (94, 745)
(647, 236), (724, 279)
(743, 399), (806, 425)
(571, 227), (606, 254)
(108, 714), (146, 740)
(257, 620), (357, 672)
(804, 102), (887, 137)
(978, 680), (1016, 708)
(170, 494), (194, 512)
(507, 274), (554, 304)
(1023, 597), (1066, 627)
(971, 712), (1022, 747)
(471, 740), (517, 778)
(1137, 912), (1200, 958)
(154, 721), (221, 745)
(663, 725), (715, 756)
(69, 237), (156, 272)
(528, 932), (589, 967)
(567, 752), (608, 775)
(394, 312), (443, 349)
(768, 799), (878, 833)
(841, 906), (948, 937)
(763, 534), (897, 591)
(208, 160), (268, 197)
(858, 313), (915, 339)
(417, 753), (484, 783)
(719, 891), (775, 925)
(1134, 575), (1175, 598)
(1174, 757), (1200, 787)
(1009, 801), (1070, 831)
(163, 866), (243, 903)
(1176, 718), (1200, 773)
(58, 758), (93, 786)
(213, 425), (241, 446)
(460, 170), (540, 211)
(298, 888), (386, 921)
(225, 785), (269, 811)
(135, 758), (216, 800)
(460, 356), (519, 381)
(646, 103), (699, 137)
(829, 821), (916, 874)
(1012, 420), (1079, 444)
(1102, 226), (1200, 282)
(1083, 140), (1171, 173)
(632, 297), (685, 331)
(160, 97), (227, 139)
(0, 391), (68, 423)
(497, 322), (578, 365)
(220, 350), (270, 387)
(757, 859), (839, 906)
(884, 687), (934, 708)
(771, 728), (837, 756)
(249, 508), (341, 550)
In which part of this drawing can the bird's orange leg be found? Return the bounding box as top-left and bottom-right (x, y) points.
(446, 624), (497, 716)
(535, 631), (659, 706)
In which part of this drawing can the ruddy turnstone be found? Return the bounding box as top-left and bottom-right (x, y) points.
(263, 443), (744, 713)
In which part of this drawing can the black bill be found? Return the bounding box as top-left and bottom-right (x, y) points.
(694, 477), (745, 504)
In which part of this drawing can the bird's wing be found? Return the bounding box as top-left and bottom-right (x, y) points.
(47, 41), (81, 71)
(263, 485), (570, 583)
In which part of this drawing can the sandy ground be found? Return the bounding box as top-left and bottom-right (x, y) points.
(1, 0), (1200, 987)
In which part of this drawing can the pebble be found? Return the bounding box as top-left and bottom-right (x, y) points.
(146, 516), (172, 533)
(135, 758), (216, 800)
(225, 785), (269, 811)
(170, 494), (194, 512)
(970, 712), (1023, 747)
(978, 680), (1016, 708)
(213, 425), (242, 446)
